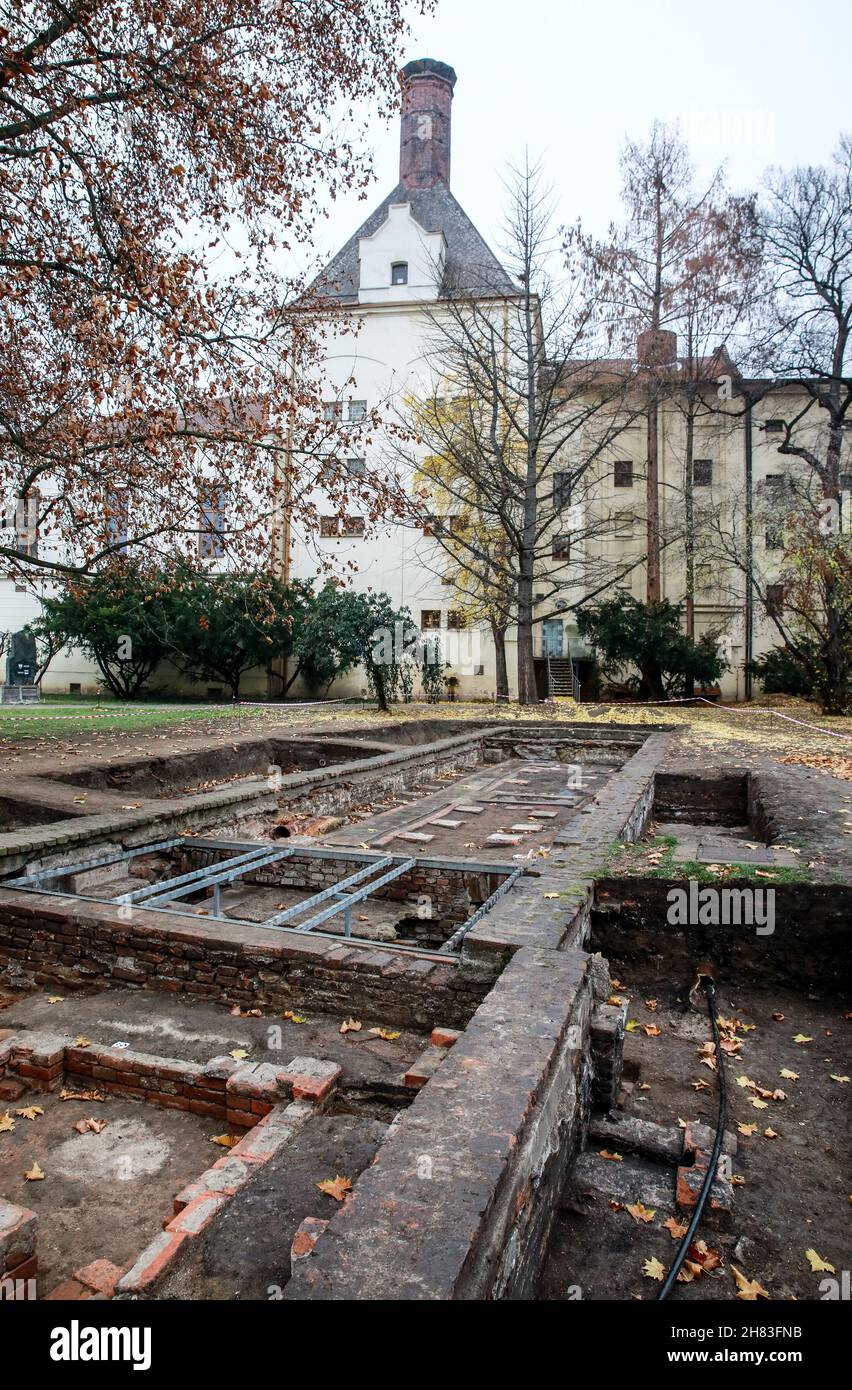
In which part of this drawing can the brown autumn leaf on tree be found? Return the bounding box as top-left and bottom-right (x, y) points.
(0, 1), (430, 583)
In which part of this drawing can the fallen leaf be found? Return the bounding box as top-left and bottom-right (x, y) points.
(543, 893), (559, 900)
(751, 1097), (768, 1110)
(0, 1112), (15, 1133)
(691, 1079), (712, 1092)
(643, 1257), (666, 1282)
(229, 1049), (250, 1061)
(607, 995), (624, 1007)
(731, 1266), (769, 1300)
(830, 1074), (850, 1084)
(598, 1150), (623, 1162)
(73, 1036), (92, 1048)
(689, 1240), (723, 1273)
(731, 1174), (746, 1186)
(46, 995), (64, 1004)
(763, 1128), (779, 1139)
(626, 1201), (656, 1224)
(638, 1083), (652, 1092)
(58, 1087), (105, 1102)
(772, 1012), (785, 1022)
(644, 999), (658, 1012)
(15, 1106), (44, 1121)
(282, 1011), (308, 1024)
(625, 1020), (639, 1032)
(210, 1134), (239, 1149)
(663, 1217), (688, 1240)
(738, 1123), (759, 1136)
(805, 1249), (835, 1274)
(779, 1069), (799, 1081)
(793, 1034), (813, 1044)
(643, 1024), (661, 1037)
(24, 1162), (45, 1181)
(340, 1018), (362, 1035)
(369, 1028), (401, 1042)
(316, 1175), (353, 1202)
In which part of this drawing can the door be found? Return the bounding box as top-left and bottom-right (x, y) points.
(542, 619), (564, 658)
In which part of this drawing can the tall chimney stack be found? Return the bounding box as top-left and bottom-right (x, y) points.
(399, 58), (457, 190)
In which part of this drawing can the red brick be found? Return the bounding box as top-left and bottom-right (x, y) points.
(430, 1027), (462, 1048)
(73, 1259), (122, 1298)
(165, 1192), (227, 1238)
(44, 1278), (89, 1301)
(115, 1231), (187, 1294)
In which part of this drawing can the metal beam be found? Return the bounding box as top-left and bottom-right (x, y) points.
(289, 858), (417, 936)
(5, 838), (185, 889)
(440, 867), (525, 954)
(262, 856), (394, 928)
(140, 847), (293, 906)
(115, 845), (283, 904)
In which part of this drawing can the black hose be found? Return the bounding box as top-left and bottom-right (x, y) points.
(656, 977), (727, 1301)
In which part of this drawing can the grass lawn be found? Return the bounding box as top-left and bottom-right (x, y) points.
(0, 701), (267, 742)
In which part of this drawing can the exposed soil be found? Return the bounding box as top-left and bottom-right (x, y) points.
(539, 968), (851, 1302)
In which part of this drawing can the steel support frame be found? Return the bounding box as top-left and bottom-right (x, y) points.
(139, 847), (294, 911)
(262, 856), (395, 929)
(5, 839), (185, 889)
(290, 858), (417, 938)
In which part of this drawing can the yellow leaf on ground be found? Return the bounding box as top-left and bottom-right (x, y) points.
(731, 1266), (769, 1300)
(317, 1175), (353, 1202)
(643, 1257), (666, 1282)
(780, 1069), (799, 1081)
(625, 1020), (639, 1032)
(738, 1123), (759, 1136)
(598, 1150), (623, 1162)
(229, 1049), (249, 1060)
(643, 1025), (661, 1037)
(805, 1249), (835, 1273)
(793, 1034), (813, 1044)
(340, 1018), (362, 1034)
(73, 1036), (92, 1048)
(210, 1134), (239, 1149)
(751, 1097), (769, 1110)
(0, 1112), (15, 1133)
(731, 1174), (746, 1186)
(282, 1011), (308, 1024)
(663, 1217), (688, 1239)
(24, 1162), (45, 1181)
(46, 995), (64, 1004)
(369, 1028), (401, 1042)
(763, 1128), (779, 1139)
(830, 1074), (850, 1084)
(626, 1201), (656, 1224)
(15, 1106), (44, 1121)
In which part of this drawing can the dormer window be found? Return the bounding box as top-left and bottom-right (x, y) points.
(391, 262), (409, 286)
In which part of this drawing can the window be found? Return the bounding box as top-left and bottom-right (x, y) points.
(199, 486), (227, 559)
(552, 472), (572, 509)
(764, 473), (787, 491)
(391, 262), (409, 286)
(341, 516), (365, 538)
(693, 458), (713, 487)
(346, 458), (366, 478)
(613, 460), (633, 488)
(346, 400), (367, 423)
(552, 535), (571, 561)
(765, 526), (784, 551)
(765, 583), (785, 616)
(765, 419), (785, 435)
(320, 516), (339, 538)
(322, 401), (343, 423)
(614, 510), (634, 539)
(447, 610), (466, 631)
(106, 487), (129, 549)
(421, 609), (442, 630)
(840, 471), (852, 491)
(13, 493), (39, 557)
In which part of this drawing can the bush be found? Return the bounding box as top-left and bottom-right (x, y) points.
(576, 593), (727, 700)
(747, 646), (815, 697)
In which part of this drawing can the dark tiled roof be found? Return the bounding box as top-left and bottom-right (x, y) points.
(311, 183), (518, 303)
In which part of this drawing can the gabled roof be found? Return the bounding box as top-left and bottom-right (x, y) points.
(311, 183), (519, 304)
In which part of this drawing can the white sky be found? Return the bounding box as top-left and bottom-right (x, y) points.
(310, 0), (849, 275)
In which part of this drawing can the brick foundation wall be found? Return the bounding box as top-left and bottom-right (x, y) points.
(0, 891), (488, 1030)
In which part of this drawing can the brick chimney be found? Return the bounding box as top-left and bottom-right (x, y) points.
(399, 58), (457, 190)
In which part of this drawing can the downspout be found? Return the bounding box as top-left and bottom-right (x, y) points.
(744, 396), (754, 701)
(272, 329), (298, 700)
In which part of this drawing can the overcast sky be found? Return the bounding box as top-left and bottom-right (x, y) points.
(310, 0), (849, 274)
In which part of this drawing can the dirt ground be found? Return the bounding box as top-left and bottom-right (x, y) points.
(539, 967), (851, 1302)
(0, 1088), (214, 1292)
(2, 697), (851, 780)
